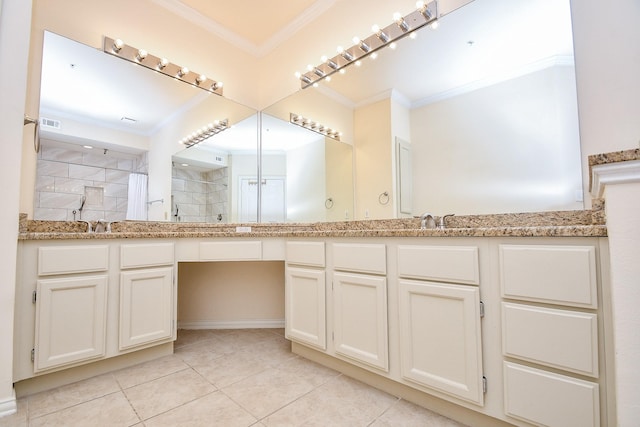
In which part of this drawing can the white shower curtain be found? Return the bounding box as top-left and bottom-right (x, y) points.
(126, 173), (148, 220)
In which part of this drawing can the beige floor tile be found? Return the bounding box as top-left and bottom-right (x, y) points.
(144, 391), (257, 427)
(263, 375), (398, 426)
(27, 373), (120, 419)
(123, 368), (216, 420)
(0, 399), (27, 427)
(114, 354), (189, 389)
(189, 349), (274, 388)
(29, 391), (139, 427)
(175, 329), (217, 350)
(222, 357), (338, 418)
(371, 399), (469, 426)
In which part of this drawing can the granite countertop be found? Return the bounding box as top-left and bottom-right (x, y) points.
(18, 206), (607, 240)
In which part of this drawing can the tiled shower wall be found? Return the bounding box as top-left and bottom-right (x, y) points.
(34, 142), (148, 221)
(171, 167), (228, 223)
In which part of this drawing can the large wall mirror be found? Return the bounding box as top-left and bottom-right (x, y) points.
(265, 0), (583, 219)
(35, 0), (583, 224)
(36, 31), (257, 223)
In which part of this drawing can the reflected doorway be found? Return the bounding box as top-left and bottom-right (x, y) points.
(239, 177), (286, 223)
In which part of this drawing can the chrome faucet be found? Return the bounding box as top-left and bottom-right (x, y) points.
(438, 214), (455, 230)
(420, 212), (436, 229)
(94, 219), (112, 233)
(78, 220), (92, 233)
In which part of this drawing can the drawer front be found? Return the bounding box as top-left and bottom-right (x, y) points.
(332, 243), (386, 274)
(398, 245), (479, 285)
(199, 241), (262, 261)
(499, 245), (597, 308)
(286, 241), (325, 267)
(38, 245), (109, 276)
(504, 362), (600, 427)
(120, 243), (175, 269)
(502, 302), (598, 377)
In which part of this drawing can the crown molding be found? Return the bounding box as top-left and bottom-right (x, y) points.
(151, 0), (337, 58)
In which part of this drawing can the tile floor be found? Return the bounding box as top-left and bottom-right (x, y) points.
(1, 329), (468, 426)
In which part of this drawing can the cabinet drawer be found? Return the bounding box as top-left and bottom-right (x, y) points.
(397, 245), (479, 285)
(502, 303), (598, 377)
(504, 362), (600, 427)
(286, 241), (325, 267)
(199, 241), (262, 261)
(332, 243), (386, 274)
(120, 243), (174, 269)
(499, 245), (597, 308)
(38, 245), (109, 276)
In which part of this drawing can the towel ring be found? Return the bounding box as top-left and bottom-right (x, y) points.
(378, 191), (389, 205)
(325, 197), (334, 209)
(24, 115), (40, 153)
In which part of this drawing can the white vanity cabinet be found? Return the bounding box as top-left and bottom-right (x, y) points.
(284, 241), (326, 350)
(331, 243), (389, 372)
(33, 245), (110, 373)
(119, 243), (175, 351)
(499, 243), (604, 427)
(397, 245), (485, 406)
(14, 239), (177, 382)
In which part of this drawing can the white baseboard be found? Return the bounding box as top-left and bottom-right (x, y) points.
(178, 319), (285, 330)
(0, 390), (17, 418)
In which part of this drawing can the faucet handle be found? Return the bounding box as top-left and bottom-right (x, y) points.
(438, 214), (455, 230)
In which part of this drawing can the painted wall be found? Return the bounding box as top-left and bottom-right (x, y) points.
(0, 0), (31, 416)
(354, 98), (393, 219)
(177, 262), (285, 328)
(410, 65), (583, 215)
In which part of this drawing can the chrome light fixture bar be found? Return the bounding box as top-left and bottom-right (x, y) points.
(297, 1), (437, 89)
(290, 113), (341, 141)
(103, 36), (224, 95)
(179, 119), (229, 148)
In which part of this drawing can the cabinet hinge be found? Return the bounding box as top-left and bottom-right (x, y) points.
(32, 290), (37, 304)
(482, 376), (487, 393)
(479, 301), (485, 318)
(31, 348), (35, 363)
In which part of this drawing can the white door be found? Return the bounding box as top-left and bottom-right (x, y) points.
(285, 266), (326, 349)
(239, 177), (286, 222)
(333, 271), (388, 371)
(35, 275), (108, 372)
(120, 267), (174, 350)
(398, 279), (484, 405)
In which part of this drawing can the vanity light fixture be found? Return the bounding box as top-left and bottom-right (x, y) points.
(290, 113), (341, 141)
(103, 36), (223, 96)
(179, 119), (229, 148)
(296, 0), (437, 89)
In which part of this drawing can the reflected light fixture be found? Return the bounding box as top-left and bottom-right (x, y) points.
(103, 36), (223, 96)
(179, 119), (230, 148)
(296, 0), (437, 89)
(290, 113), (341, 141)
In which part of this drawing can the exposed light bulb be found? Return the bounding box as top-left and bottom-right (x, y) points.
(312, 82), (319, 88)
(409, 32), (417, 39)
(178, 67), (189, 77)
(136, 49), (147, 61)
(390, 42), (398, 49)
(294, 71), (301, 78)
(325, 76), (331, 82)
(196, 74), (207, 84)
(113, 39), (124, 52)
(321, 55), (328, 62)
(158, 58), (169, 69)
(355, 60), (362, 67)
(370, 52), (378, 60)
(352, 36), (361, 45)
(430, 21), (440, 30)
(306, 64), (313, 71)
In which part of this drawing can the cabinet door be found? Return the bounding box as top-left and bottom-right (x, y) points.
(120, 267), (174, 350)
(285, 266), (326, 349)
(399, 279), (484, 405)
(35, 275), (108, 372)
(333, 272), (388, 371)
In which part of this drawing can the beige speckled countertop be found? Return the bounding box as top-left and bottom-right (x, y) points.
(18, 206), (607, 240)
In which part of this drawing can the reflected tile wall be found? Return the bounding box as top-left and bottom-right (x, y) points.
(171, 167), (228, 223)
(34, 143), (148, 221)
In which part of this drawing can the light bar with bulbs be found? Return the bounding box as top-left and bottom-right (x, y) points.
(179, 119), (230, 147)
(296, 1), (438, 89)
(103, 36), (224, 95)
(290, 113), (341, 141)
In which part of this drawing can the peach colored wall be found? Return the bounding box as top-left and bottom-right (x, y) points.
(177, 262), (285, 327)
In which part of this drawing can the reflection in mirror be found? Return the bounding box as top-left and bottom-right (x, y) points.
(259, 113), (354, 223)
(36, 31), (257, 222)
(277, 0), (583, 218)
(171, 114), (258, 223)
